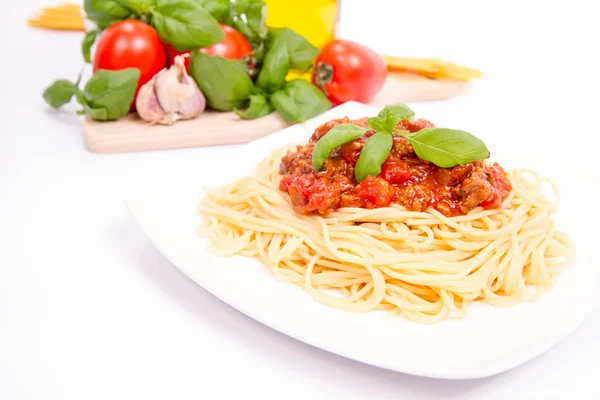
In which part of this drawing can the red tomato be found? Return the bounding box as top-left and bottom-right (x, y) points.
(165, 24), (252, 69)
(312, 40), (387, 105)
(93, 20), (166, 103)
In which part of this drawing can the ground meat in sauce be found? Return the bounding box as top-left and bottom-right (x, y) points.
(279, 117), (512, 216)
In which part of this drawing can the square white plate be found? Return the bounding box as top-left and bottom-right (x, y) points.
(126, 101), (596, 379)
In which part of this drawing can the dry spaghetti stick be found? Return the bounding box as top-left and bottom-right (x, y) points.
(384, 55), (483, 81)
(27, 3), (85, 31)
(27, 18), (85, 31)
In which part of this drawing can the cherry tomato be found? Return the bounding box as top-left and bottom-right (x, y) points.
(165, 24), (252, 70)
(93, 20), (166, 103)
(312, 40), (387, 105)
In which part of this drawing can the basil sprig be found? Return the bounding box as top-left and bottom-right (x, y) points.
(256, 28), (320, 93)
(43, 69), (140, 121)
(236, 28), (329, 123)
(312, 104), (491, 182)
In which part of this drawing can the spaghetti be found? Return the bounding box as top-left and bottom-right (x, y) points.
(197, 146), (574, 324)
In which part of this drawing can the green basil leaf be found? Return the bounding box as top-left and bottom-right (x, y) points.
(43, 79), (78, 109)
(355, 132), (393, 182)
(312, 124), (368, 171)
(79, 68), (140, 121)
(84, 0), (132, 29)
(193, 0), (230, 22)
(267, 28), (319, 70)
(189, 51), (254, 111)
(81, 30), (98, 63)
(378, 103), (415, 132)
(150, 0), (224, 50)
(234, 94), (273, 119)
(226, 0), (267, 42)
(255, 36), (288, 92)
(367, 116), (385, 132)
(270, 79), (332, 124)
(404, 128), (490, 168)
(256, 28), (320, 92)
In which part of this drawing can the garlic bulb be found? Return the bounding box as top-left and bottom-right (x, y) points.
(136, 55), (206, 125)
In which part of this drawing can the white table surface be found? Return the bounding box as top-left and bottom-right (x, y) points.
(2, 1), (599, 399)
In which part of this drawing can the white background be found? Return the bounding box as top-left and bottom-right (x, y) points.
(1, 0), (600, 399)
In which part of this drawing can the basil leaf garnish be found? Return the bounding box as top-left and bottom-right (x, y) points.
(235, 94), (273, 120)
(404, 128), (490, 168)
(189, 51), (254, 111)
(354, 132), (393, 182)
(150, 0), (224, 50)
(378, 103), (415, 132)
(312, 124), (369, 171)
(270, 79), (332, 124)
(80, 68), (140, 121)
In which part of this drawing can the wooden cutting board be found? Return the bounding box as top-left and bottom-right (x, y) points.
(83, 72), (466, 153)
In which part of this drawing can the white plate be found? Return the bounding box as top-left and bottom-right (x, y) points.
(126, 101), (597, 379)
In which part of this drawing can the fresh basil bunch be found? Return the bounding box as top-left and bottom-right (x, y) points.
(72, 0), (331, 124)
(43, 69), (140, 121)
(313, 104), (491, 182)
(190, 27), (331, 122)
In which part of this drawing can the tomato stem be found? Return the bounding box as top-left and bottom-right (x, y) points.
(313, 61), (333, 95)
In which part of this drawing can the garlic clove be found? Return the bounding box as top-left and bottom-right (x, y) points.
(136, 71), (165, 124)
(136, 55), (206, 125)
(155, 55), (206, 120)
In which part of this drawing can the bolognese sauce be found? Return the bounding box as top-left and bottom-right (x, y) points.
(279, 117), (512, 216)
